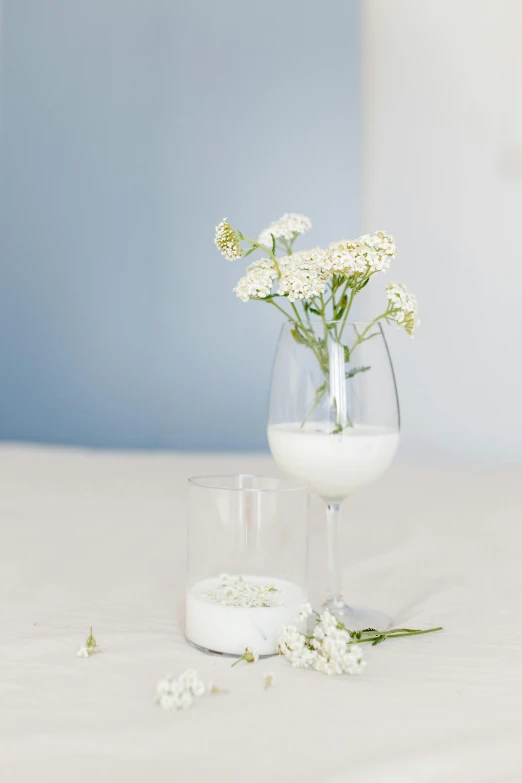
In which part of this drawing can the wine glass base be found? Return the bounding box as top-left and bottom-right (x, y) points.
(319, 601), (392, 632)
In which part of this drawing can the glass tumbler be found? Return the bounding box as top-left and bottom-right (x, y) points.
(185, 474), (309, 657)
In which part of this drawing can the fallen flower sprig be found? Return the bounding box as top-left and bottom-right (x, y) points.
(278, 606), (442, 676)
(77, 626), (100, 658)
(231, 646), (259, 667)
(155, 669), (226, 710)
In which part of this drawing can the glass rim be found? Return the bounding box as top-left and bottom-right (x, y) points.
(188, 473), (309, 493)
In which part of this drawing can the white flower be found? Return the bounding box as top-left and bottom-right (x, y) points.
(205, 574), (283, 608)
(76, 646), (90, 658)
(263, 672), (275, 689)
(215, 218), (243, 260)
(386, 281), (418, 336)
(296, 602), (313, 622)
(245, 646), (259, 663)
(324, 230), (397, 281)
(155, 669), (208, 711)
(258, 213), (312, 246)
(159, 693), (175, 710)
(178, 690), (194, 709)
(191, 679), (206, 697)
(234, 259), (277, 302)
(277, 248), (329, 302)
(278, 609), (366, 676)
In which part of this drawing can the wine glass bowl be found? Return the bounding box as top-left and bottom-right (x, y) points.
(267, 319), (400, 630)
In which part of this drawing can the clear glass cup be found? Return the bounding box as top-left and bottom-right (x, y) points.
(185, 474), (309, 657)
(267, 320), (400, 630)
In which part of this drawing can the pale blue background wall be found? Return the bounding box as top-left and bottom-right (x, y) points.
(0, 0), (360, 450)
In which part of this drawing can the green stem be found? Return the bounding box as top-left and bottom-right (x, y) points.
(267, 299), (293, 320)
(349, 627), (443, 645)
(241, 235), (282, 277)
(338, 285), (357, 338)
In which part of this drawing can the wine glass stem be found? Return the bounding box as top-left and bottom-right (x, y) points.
(325, 501), (344, 608)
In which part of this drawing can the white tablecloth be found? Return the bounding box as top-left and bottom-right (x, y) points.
(1, 445), (521, 783)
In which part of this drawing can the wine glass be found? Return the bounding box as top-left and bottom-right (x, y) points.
(267, 319), (400, 630)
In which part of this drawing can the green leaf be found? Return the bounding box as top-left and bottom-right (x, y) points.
(345, 365), (371, 379)
(264, 293), (280, 299)
(358, 277), (370, 290)
(309, 307), (321, 316)
(290, 327), (307, 345)
(343, 345), (350, 362)
(243, 246), (256, 258)
(271, 233), (276, 255)
(315, 382), (326, 400)
(371, 635), (386, 646)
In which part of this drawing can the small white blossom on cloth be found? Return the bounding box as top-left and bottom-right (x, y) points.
(232, 646), (259, 667)
(386, 281), (418, 336)
(155, 669), (208, 711)
(215, 218), (243, 260)
(258, 213), (312, 247)
(263, 672), (275, 689)
(77, 626), (99, 658)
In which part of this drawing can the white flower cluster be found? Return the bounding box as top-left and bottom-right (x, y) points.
(204, 574), (283, 608)
(155, 669), (206, 710)
(278, 248), (329, 302)
(215, 218), (243, 260)
(258, 213), (312, 246)
(233, 230), (396, 303)
(324, 231), (397, 279)
(233, 258), (277, 302)
(278, 607), (366, 676)
(386, 281), (418, 336)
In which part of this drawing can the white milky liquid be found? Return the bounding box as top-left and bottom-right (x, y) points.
(186, 575), (306, 656)
(268, 422), (399, 499)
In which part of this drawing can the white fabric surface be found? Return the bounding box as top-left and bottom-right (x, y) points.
(1, 445), (521, 783)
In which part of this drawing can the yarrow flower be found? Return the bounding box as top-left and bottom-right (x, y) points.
(278, 607), (365, 676)
(386, 281), (418, 336)
(277, 248), (329, 302)
(258, 213), (312, 247)
(155, 669), (208, 710)
(215, 218), (243, 260)
(204, 574), (283, 608)
(232, 646), (259, 667)
(324, 231), (397, 281)
(263, 672), (275, 689)
(233, 259), (277, 302)
(77, 626), (99, 658)
(296, 602), (313, 622)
